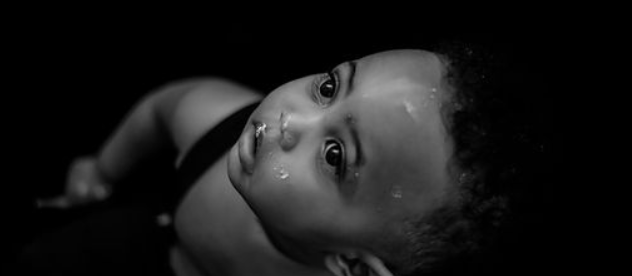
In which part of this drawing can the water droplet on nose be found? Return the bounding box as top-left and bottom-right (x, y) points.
(390, 185), (403, 199)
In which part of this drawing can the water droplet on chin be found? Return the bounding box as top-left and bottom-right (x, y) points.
(390, 185), (403, 199)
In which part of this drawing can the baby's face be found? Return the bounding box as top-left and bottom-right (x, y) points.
(227, 50), (454, 258)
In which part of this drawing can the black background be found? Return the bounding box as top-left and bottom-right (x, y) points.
(4, 18), (568, 275)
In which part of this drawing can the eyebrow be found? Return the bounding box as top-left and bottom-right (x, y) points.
(345, 60), (366, 168)
(341, 60), (364, 169)
(350, 125), (365, 168)
(336, 60), (364, 173)
(343, 60), (357, 99)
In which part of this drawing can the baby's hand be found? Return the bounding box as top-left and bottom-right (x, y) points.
(36, 156), (112, 209)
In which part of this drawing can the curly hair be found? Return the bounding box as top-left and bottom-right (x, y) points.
(385, 40), (547, 276)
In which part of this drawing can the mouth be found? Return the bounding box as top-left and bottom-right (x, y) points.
(238, 120), (266, 174)
(254, 121), (266, 155)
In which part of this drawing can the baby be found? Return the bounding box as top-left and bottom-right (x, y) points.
(30, 45), (537, 276)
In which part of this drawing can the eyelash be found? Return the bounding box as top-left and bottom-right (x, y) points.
(311, 70), (339, 106)
(320, 138), (346, 181)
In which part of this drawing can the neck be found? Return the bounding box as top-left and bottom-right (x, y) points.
(259, 220), (325, 268)
(170, 222), (331, 276)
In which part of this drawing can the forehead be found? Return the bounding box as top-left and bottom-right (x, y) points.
(356, 49), (445, 90)
(345, 50), (453, 217)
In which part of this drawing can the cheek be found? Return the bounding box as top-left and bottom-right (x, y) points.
(247, 152), (340, 232)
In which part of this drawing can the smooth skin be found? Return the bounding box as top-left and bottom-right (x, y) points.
(44, 50), (455, 276)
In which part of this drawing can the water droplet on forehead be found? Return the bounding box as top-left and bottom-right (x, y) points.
(458, 172), (472, 184)
(390, 185), (403, 199)
(428, 88), (438, 102)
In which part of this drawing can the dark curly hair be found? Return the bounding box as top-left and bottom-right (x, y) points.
(382, 40), (548, 276)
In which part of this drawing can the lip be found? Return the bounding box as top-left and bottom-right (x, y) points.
(238, 123), (256, 174)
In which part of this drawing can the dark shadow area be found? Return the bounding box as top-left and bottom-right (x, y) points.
(4, 21), (565, 275)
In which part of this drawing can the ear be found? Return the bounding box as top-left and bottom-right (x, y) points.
(324, 252), (394, 276)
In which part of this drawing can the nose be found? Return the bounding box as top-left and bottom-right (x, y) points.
(278, 111), (312, 152)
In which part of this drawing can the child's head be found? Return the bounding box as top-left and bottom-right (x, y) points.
(227, 45), (542, 275)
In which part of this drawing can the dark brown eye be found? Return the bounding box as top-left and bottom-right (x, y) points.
(319, 72), (337, 98)
(324, 140), (345, 177)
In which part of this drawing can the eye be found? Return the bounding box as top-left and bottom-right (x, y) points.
(319, 72), (337, 98)
(323, 139), (346, 179)
(312, 71), (339, 105)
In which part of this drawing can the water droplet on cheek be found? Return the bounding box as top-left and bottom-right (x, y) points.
(273, 164), (290, 180)
(390, 185), (403, 199)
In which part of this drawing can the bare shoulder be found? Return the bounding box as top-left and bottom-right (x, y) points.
(156, 77), (263, 161)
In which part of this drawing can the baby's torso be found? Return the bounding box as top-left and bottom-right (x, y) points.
(165, 79), (326, 276)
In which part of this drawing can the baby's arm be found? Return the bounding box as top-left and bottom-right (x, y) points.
(96, 79), (205, 184)
(38, 79), (213, 208)
(39, 78), (261, 208)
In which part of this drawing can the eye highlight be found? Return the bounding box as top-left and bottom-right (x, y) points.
(321, 139), (346, 181)
(312, 71), (339, 105)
